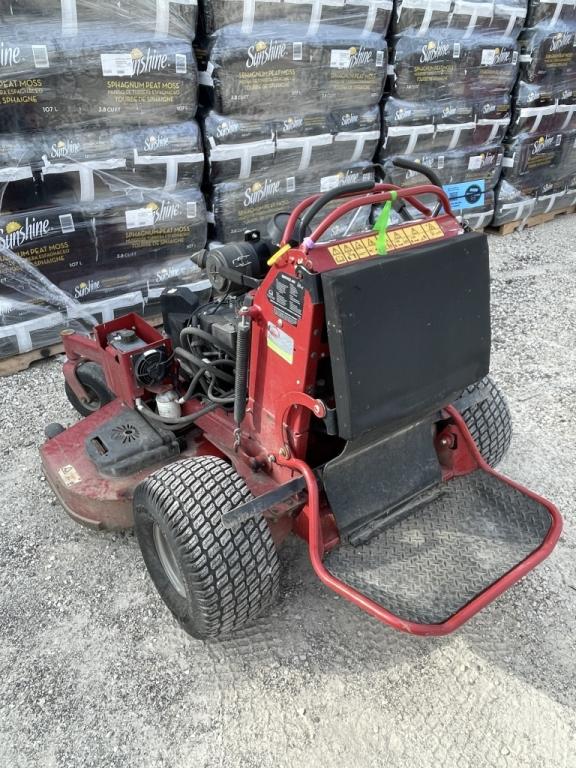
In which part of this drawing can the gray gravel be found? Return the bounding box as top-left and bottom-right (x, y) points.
(1, 218), (576, 768)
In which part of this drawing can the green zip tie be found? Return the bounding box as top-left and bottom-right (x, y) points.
(373, 190), (398, 256)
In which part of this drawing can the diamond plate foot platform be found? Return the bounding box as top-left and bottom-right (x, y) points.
(324, 472), (555, 625)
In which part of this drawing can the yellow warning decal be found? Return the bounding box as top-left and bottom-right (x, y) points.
(327, 221), (444, 264)
(266, 321), (294, 364)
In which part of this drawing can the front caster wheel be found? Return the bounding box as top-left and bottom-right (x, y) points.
(133, 456), (280, 639)
(65, 362), (113, 416)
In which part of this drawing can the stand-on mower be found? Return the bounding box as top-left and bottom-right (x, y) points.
(41, 166), (562, 639)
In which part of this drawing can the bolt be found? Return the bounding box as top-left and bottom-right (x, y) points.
(277, 318), (283, 328)
(310, 352), (317, 359)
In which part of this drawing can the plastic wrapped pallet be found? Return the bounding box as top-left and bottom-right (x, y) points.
(1, 0), (198, 39)
(200, 0), (393, 36)
(0, 203), (97, 321)
(199, 0), (392, 242)
(205, 24), (387, 118)
(512, 23), (576, 132)
(90, 189), (207, 269)
(391, 34), (520, 101)
(393, 0), (528, 37)
(0, 27), (198, 134)
(0, 189), (206, 309)
(202, 105), (380, 183)
(493, 128), (576, 223)
(526, 0), (576, 29)
(0, 5), (208, 364)
(0, 122), (205, 212)
(493, 4), (576, 225)
(379, 0), (528, 228)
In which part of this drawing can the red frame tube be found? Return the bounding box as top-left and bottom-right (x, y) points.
(281, 183), (448, 245)
(306, 185), (453, 248)
(277, 406), (562, 636)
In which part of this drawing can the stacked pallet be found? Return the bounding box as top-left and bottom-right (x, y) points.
(379, 0), (527, 230)
(0, 0), (206, 359)
(493, 0), (576, 227)
(197, 0), (392, 241)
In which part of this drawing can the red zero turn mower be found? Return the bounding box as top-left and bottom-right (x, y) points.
(41, 166), (562, 639)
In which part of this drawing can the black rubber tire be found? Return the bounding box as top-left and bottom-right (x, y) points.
(64, 362), (113, 416)
(133, 455), (280, 639)
(454, 376), (512, 468)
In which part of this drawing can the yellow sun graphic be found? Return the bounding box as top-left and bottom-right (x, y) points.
(251, 182), (263, 192)
(146, 202), (159, 211)
(349, 47), (357, 55)
(131, 48), (144, 60)
(255, 41), (267, 53)
(5, 221), (21, 234)
(57, 140), (66, 148)
(428, 41), (436, 49)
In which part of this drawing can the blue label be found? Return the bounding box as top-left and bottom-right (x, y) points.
(443, 179), (485, 211)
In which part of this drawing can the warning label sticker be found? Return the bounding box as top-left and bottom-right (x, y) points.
(327, 221), (444, 265)
(58, 464), (81, 487)
(267, 322), (294, 364)
(266, 272), (304, 325)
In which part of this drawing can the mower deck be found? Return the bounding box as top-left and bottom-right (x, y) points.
(41, 399), (214, 530)
(324, 471), (554, 625)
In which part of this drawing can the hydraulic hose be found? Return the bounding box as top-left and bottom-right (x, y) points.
(136, 398), (218, 428)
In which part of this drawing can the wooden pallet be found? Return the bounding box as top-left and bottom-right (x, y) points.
(0, 315), (163, 378)
(0, 342), (65, 377)
(487, 204), (576, 236)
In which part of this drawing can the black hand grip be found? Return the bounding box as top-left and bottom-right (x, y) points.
(392, 158), (444, 189)
(294, 180), (375, 243)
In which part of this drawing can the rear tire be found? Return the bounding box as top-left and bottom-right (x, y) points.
(133, 456), (280, 639)
(65, 362), (113, 416)
(454, 376), (512, 467)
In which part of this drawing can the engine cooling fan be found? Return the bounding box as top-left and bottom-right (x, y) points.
(133, 347), (169, 387)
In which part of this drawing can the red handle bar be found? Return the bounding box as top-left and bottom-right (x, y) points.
(281, 183), (453, 248)
(305, 184), (454, 251)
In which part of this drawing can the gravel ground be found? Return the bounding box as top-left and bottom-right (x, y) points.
(1, 218), (575, 768)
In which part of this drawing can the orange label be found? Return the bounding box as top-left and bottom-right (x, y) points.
(327, 222), (446, 263)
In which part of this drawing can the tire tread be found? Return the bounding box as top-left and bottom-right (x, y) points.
(134, 456), (280, 638)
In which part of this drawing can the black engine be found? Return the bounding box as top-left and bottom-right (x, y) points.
(160, 237), (276, 409)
